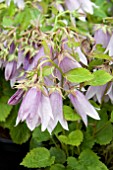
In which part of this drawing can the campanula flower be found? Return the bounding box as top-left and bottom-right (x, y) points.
(69, 90), (100, 126)
(8, 89), (24, 105)
(47, 90), (68, 133)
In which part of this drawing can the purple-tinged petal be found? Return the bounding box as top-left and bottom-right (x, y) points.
(5, 61), (17, 80)
(69, 90), (100, 126)
(94, 28), (110, 48)
(9, 42), (15, 54)
(8, 89), (24, 105)
(104, 34), (113, 56)
(86, 85), (107, 104)
(38, 88), (53, 131)
(16, 87), (41, 126)
(59, 56), (81, 73)
(47, 91), (68, 133)
(76, 47), (88, 65)
(106, 82), (113, 102)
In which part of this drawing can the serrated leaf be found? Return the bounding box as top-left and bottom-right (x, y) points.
(21, 147), (55, 168)
(2, 16), (13, 27)
(79, 149), (108, 170)
(63, 105), (81, 121)
(50, 164), (65, 170)
(65, 68), (93, 83)
(95, 112), (113, 145)
(67, 157), (83, 170)
(87, 70), (113, 86)
(0, 97), (12, 122)
(58, 135), (68, 145)
(58, 130), (83, 146)
(42, 66), (54, 77)
(50, 147), (66, 164)
(32, 126), (50, 143)
(10, 123), (31, 144)
(68, 130), (83, 146)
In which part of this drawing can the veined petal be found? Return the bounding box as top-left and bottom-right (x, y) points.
(104, 34), (113, 56)
(16, 87), (41, 125)
(38, 88), (53, 131)
(8, 89), (24, 105)
(48, 91), (68, 133)
(69, 90), (100, 125)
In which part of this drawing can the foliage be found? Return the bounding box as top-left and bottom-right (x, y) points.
(0, 0), (113, 170)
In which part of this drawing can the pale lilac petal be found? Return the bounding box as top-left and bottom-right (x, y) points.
(106, 82), (113, 101)
(48, 91), (68, 133)
(5, 61), (17, 81)
(16, 87), (41, 126)
(38, 88), (53, 131)
(59, 56), (81, 73)
(104, 34), (113, 56)
(86, 86), (98, 100)
(94, 29), (110, 48)
(96, 85), (107, 103)
(76, 47), (88, 65)
(69, 90), (100, 125)
(26, 113), (41, 131)
(8, 89), (24, 105)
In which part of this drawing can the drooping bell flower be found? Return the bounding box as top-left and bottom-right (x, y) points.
(16, 87), (41, 128)
(85, 85), (107, 104)
(104, 34), (113, 56)
(47, 90), (68, 134)
(8, 89), (24, 105)
(94, 28), (111, 48)
(65, 0), (98, 21)
(38, 88), (54, 132)
(69, 90), (100, 126)
(5, 61), (17, 81)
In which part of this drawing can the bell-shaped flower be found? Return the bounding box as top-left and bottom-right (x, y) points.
(5, 61), (17, 81)
(65, 0), (98, 21)
(8, 89), (24, 105)
(69, 90), (100, 126)
(104, 34), (113, 56)
(94, 28), (111, 48)
(38, 88), (54, 132)
(16, 87), (41, 127)
(47, 90), (68, 134)
(86, 85), (107, 104)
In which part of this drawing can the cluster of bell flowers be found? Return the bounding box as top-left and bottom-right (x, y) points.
(0, 0), (106, 134)
(3, 39), (101, 134)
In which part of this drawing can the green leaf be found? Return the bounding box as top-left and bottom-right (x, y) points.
(68, 130), (83, 146)
(87, 70), (113, 86)
(95, 112), (113, 145)
(32, 126), (50, 143)
(0, 96), (12, 122)
(21, 147), (55, 168)
(42, 66), (54, 77)
(92, 52), (112, 61)
(67, 157), (83, 170)
(63, 105), (81, 121)
(10, 123), (31, 144)
(2, 16), (13, 27)
(50, 164), (65, 170)
(58, 130), (83, 146)
(65, 68), (93, 83)
(110, 110), (113, 123)
(50, 147), (66, 164)
(79, 149), (108, 170)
